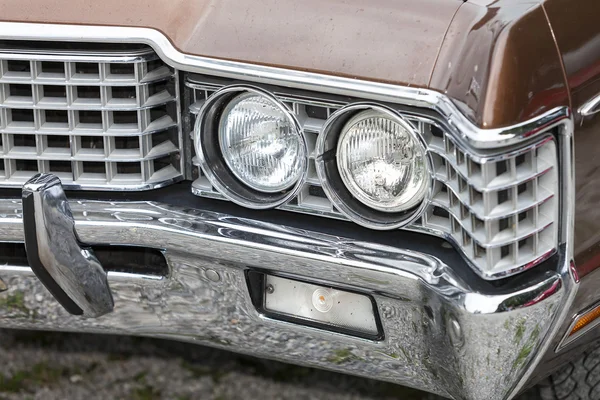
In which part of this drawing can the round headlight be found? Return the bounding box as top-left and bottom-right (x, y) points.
(218, 92), (304, 193)
(195, 86), (307, 209)
(336, 110), (428, 212)
(315, 104), (431, 229)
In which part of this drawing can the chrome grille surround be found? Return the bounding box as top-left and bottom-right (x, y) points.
(188, 80), (559, 279)
(0, 45), (183, 190)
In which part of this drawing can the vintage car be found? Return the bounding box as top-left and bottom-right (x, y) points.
(0, 0), (597, 398)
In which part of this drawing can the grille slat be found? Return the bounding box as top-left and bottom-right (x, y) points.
(0, 45), (183, 190)
(188, 80), (559, 278)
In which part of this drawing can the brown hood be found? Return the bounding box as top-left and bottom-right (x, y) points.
(431, 0), (570, 128)
(0, 0), (571, 129)
(0, 0), (462, 88)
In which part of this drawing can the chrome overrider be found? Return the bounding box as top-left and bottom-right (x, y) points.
(0, 178), (569, 400)
(22, 174), (114, 318)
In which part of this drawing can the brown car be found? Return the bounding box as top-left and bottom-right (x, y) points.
(0, 0), (598, 399)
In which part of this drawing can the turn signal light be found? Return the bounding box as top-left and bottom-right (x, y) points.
(570, 304), (600, 337)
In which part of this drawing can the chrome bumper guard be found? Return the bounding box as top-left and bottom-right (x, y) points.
(0, 177), (568, 400)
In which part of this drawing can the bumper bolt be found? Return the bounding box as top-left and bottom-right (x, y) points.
(447, 315), (464, 348)
(205, 269), (221, 282)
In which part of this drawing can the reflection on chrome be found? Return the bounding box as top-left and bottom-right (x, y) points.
(0, 191), (567, 400)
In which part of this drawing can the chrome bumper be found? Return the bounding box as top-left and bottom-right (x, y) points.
(0, 195), (569, 400)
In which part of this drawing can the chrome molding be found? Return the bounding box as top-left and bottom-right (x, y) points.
(0, 196), (565, 400)
(579, 92), (600, 117)
(0, 22), (568, 150)
(0, 46), (157, 63)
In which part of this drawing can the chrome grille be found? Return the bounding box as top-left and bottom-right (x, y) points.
(0, 45), (182, 190)
(187, 80), (559, 279)
(420, 130), (558, 278)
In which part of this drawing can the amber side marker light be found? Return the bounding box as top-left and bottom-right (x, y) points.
(570, 304), (600, 337)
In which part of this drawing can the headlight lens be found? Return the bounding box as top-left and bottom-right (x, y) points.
(336, 110), (428, 212)
(218, 92), (305, 193)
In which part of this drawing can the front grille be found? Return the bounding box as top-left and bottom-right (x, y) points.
(0, 44), (183, 190)
(187, 79), (559, 279)
(419, 131), (558, 278)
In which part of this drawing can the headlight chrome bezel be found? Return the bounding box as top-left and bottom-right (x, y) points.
(315, 104), (434, 230)
(195, 85), (308, 209)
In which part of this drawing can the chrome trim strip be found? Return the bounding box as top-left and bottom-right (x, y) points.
(0, 175), (184, 192)
(0, 96), (177, 111)
(0, 264), (165, 283)
(0, 47), (156, 63)
(1, 146), (180, 163)
(0, 197), (565, 400)
(0, 71), (175, 87)
(0, 21), (568, 149)
(579, 92), (600, 117)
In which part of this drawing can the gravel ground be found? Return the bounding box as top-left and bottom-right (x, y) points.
(0, 329), (543, 400)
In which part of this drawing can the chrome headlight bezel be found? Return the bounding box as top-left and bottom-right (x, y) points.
(194, 85), (308, 209)
(315, 104), (433, 230)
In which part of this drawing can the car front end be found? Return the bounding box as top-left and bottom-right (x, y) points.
(0, 1), (598, 399)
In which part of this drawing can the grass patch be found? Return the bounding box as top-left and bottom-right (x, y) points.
(0, 292), (29, 315)
(181, 361), (227, 383)
(130, 385), (161, 400)
(268, 364), (311, 383)
(0, 362), (70, 393)
(133, 371), (148, 383)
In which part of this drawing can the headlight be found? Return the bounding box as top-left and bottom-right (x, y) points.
(195, 86), (307, 209)
(336, 110), (428, 212)
(315, 104), (431, 229)
(219, 92), (304, 192)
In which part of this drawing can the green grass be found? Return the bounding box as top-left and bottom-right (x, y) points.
(130, 385), (161, 400)
(0, 362), (70, 393)
(0, 292), (29, 315)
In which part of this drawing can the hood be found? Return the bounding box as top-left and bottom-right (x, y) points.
(0, 0), (462, 87)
